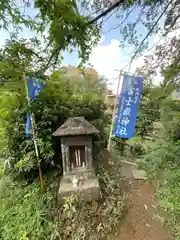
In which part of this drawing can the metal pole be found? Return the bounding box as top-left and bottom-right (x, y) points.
(24, 74), (44, 194)
(106, 71), (122, 161)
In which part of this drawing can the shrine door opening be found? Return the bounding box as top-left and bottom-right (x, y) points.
(69, 145), (86, 170)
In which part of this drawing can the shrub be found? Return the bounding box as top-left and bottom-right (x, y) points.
(112, 137), (145, 157)
(160, 99), (180, 141)
(130, 142), (145, 156)
(139, 141), (180, 173)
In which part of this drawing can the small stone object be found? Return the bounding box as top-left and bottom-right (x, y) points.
(152, 204), (157, 209)
(79, 176), (83, 186)
(144, 204), (148, 211)
(132, 169), (147, 180)
(72, 175), (78, 187)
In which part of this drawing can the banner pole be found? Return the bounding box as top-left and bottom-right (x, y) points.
(31, 113), (44, 194)
(106, 71), (122, 163)
(24, 74), (44, 194)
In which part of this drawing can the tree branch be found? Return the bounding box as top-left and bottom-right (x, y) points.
(39, 0), (126, 73)
(36, 46), (61, 74)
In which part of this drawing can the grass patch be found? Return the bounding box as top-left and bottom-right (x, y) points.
(0, 153), (125, 240)
(139, 141), (180, 239)
(157, 169), (180, 239)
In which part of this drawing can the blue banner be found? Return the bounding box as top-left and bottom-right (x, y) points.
(25, 78), (45, 137)
(27, 78), (45, 101)
(114, 74), (143, 139)
(25, 112), (31, 136)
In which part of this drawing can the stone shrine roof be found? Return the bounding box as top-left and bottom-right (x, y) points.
(52, 116), (99, 137)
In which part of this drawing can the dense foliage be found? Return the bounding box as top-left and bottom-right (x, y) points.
(160, 98), (180, 141)
(0, 71), (107, 179)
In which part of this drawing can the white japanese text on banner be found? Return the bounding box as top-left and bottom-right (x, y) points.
(114, 74), (143, 139)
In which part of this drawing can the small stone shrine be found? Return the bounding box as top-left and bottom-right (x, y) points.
(52, 116), (100, 201)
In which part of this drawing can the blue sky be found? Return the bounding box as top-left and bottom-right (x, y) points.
(0, 2), (159, 91)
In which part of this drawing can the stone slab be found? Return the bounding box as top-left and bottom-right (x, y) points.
(58, 177), (100, 202)
(63, 169), (96, 182)
(120, 161), (147, 180)
(120, 163), (134, 178)
(132, 169), (147, 180)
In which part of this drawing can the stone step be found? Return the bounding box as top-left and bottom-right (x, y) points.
(120, 160), (147, 180)
(132, 169), (147, 180)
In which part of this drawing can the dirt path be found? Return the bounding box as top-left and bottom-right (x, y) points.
(117, 163), (174, 240)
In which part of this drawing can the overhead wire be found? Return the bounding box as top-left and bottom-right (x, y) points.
(120, 34), (166, 74)
(102, 6), (120, 23)
(106, 3), (137, 33)
(120, 0), (172, 73)
(145, 34), (165, 52)
(98, 7), (120, 28)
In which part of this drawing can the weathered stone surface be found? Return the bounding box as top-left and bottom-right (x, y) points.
(119, 160), (147, 180)
(63, 168), (96, 183)
(53, 117), (100, 203)
(58, 177), (100, 202)
(120, 164), (134, 178)
(132, 169), (147, 180)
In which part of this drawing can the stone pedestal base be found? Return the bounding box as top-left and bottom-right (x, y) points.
(58, 177), (100, 202)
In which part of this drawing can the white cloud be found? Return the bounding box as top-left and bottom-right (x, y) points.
(89, 38), (120, 79)
(99, 35), (105, 44)
(89, 29), (180, 92)
(89, 36), (147, 93)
